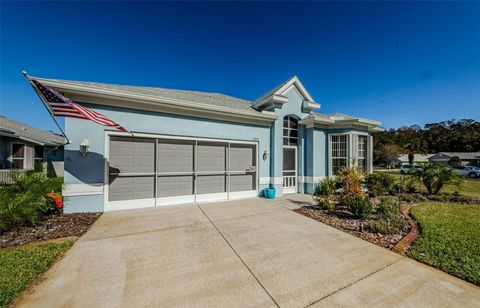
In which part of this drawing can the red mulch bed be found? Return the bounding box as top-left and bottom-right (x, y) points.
(0, 213), (101, 248)
(294, 206), (410, 250)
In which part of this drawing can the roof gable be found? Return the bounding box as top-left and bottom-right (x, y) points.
(255, 76), (315, 103)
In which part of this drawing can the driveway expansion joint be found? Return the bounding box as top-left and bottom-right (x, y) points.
(304, 258), (404, 307)
(196, 204), (280, 308)
(81, 221), (210, 242)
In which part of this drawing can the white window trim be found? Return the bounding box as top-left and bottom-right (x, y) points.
(10, 143), (26, 169)
(328, 131), (371, 177)
(283, 115), (299, 146)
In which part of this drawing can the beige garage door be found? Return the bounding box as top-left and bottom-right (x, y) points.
(108, 136), (257, 209)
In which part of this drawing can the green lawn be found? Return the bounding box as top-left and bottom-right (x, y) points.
(375, 171), (480, 198)
(442, 179), (480, 198)
(0, 240), (73, 307)
(410, 202), (480, 285)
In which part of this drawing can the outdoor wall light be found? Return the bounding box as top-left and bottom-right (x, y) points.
(263, 150), (269, 161)
(80, 139), (90, 156)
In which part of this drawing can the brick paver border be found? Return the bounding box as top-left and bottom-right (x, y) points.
(392, 204), (419, 254)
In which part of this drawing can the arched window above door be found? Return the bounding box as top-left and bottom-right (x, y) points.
(283, 115), (298, 146)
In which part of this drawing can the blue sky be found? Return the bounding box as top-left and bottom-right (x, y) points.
(1, 1), (479, 132)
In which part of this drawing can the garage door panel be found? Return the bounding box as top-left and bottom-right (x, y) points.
(157, 140), (194, 173)
(110, 137), (154, 174)
(197, 175), (226, 194)
(230, 144), (256, 171)
(197, 143), (226, 172)
(230, 173), (256, 192)
(109, 176), (155, 201)
(157, 176), (194, 197)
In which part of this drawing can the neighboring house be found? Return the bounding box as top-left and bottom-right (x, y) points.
(397, 154), (434, 165)
(428, 152), (480, 166)
(33, 76), (383, 213)
(0, 116), (64, 179)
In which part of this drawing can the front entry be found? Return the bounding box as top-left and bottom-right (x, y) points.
(283, 146), (297, 194)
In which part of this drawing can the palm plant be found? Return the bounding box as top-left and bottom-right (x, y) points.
(0, 171), (63, 232)
(337, 164), (366, 200)
(411, 163), (463, 194)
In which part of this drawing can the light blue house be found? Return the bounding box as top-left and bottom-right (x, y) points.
(35, 76), (383, 212)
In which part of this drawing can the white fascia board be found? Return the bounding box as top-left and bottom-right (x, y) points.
(335, 118), (382, 126)
(277, 76), (315, 102)
(252, 94), (288, 110)
(33, 77), (277, 125)
(302, 100), (321, 112)
(18, 136), (45, 145)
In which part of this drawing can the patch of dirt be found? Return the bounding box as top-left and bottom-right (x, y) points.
(0, 213), (101, 248)
(294, 206), (410, 250)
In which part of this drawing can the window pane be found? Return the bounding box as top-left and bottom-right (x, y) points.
(12, 144), (25, 158)
(290, 119), (298, 129)
(283, 137), (289, 145)
(331, 135), (348, 175)
(34, 145), (44, 159)
(12, 159), (24, 169)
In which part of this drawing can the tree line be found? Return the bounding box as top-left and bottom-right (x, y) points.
(373, 119), (480, 166)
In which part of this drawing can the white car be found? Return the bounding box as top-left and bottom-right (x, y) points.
(400, 164), (421, 174)
(465, 166), (480, 172)
(453, 166), (480, 178)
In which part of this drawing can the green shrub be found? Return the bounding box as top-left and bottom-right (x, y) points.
(365, 173), (396, 196)
(398, 193), (428, 203)
(0, 171), (63, 232)
(426, 192), (480, 204)
(448, 156), (462, 168)
(346, 196), (372, 219)
(313, 177), (337, 211)
(394, 175), (419, 194)
(369, 197), (405, 234)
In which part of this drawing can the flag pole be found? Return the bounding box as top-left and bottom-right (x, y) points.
(22, 70), (70, 145)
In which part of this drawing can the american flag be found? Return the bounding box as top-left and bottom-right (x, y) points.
(31, 79), (131, 134)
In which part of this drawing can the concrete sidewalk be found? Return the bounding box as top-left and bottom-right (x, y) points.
(16, 195), (480, 307)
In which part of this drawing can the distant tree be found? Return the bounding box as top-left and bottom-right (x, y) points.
(381, 144), (402, 168)
(373, 119), (480, 166)
(448, 156), (462, 168)
(404, 140), (426, 164)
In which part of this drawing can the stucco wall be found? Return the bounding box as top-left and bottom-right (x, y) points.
(63, 103), (272, 212)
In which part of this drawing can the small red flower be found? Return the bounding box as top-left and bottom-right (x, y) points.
(47, 192), (63, 209)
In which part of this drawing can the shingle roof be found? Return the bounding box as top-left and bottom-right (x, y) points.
(432, 152), (480, 160)
(0, 116), (64, 145)
(43, 79), (257, 112)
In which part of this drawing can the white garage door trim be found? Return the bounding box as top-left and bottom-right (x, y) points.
(104, 131), (258, 211)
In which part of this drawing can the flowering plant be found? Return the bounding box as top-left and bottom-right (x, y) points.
(46, 192), (63, 209)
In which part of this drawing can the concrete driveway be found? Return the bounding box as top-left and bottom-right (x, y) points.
(17, 195), (479, 307)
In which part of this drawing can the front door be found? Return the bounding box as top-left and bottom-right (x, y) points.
(283, 146), (297, 194)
